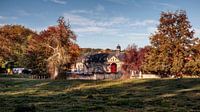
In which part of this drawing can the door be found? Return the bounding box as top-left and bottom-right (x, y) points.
(111, 63), (117, 73)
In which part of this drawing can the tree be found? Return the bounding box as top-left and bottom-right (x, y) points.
(25, 34), (49, 76)
(26, 17), (80, 79)
(137, 46), (150, 72)
(0, 25), (37, 68)
(122, 44), (138, 73)
(122, 44), (150, 74)
(143, 10), (197, 77)
(184, 39), (200, 75)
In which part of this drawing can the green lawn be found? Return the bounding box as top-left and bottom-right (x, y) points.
(0, 74), (200, 112)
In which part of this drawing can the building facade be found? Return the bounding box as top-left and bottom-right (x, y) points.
(72, 45), (124, 74)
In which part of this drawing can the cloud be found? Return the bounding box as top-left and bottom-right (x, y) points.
(63, 12), (156, 48)
(130, 20), (158, 27)
(194, 28), (200, 37)
(63, 13), (129, 27)
(63, 13), (95, 26)
(96, 4), (105, 11)
(156, 2), (178, 9)
(120, 32), (149, 40)
(74, 26), (120, 39)
(17, 10), (31, 16)
(118, 32), (150, 48)
(70, 4), (105, 15)
(106, 0), (130, 5)
(105, 0), (140, 7)
(127, 33), (148, 36)
(70, 10), (93, 14)
(109, 17), (129, 25)
(94, 17), (129, 27)
(0, 23), (5, 26)
(50, 0), (66, 4)
(0, 16), (7, 19)
(31, 27), (47, 33)
(150, 1), (179, 10)
(74, 26), (105, 33)
(147, 27), (157, 34)
(0, 16), (18, 20)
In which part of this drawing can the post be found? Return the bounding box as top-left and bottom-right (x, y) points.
(139, 71), (142, 78)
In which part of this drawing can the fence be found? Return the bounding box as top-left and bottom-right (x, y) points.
(29, 75), (49, 79)
(67, 73), (123, 80)
(29, 73), (125, 80)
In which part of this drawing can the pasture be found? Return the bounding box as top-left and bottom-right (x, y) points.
(0, 74), (200, 112)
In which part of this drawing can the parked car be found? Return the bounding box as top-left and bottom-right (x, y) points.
(13, 68), (25, 74)
(13, 68), (32, 74)
(22, 69), (32, 74)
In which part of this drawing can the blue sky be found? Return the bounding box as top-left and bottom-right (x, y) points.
(0, 0), (200, 49)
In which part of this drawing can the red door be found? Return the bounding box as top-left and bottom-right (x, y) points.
(111, 63), (117, 73)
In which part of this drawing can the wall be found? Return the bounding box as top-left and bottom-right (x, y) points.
(67, 73), (123, 80)
(131, 74), (160, 79)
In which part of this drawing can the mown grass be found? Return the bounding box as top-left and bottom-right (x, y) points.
(0, 74), (200, 112)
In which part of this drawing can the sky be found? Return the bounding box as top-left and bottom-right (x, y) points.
(0, 0), (200, 49)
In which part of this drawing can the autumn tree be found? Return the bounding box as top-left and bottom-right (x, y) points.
(184, 39), (200, 75)
(25, 34), (49, 76)
(143, 10), (198, 77)
(27, 17), (80, 79)
(0, 25), (37, 68)
(137, 46), (150, 72)
(122, 44), (138, 73)
(122, 44), (150, 74)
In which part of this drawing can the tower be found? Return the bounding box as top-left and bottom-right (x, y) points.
(116, 44), (121, 56)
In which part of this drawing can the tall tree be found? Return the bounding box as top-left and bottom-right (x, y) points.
(27, 17), (80, 79)
(143, 10), (197, 77)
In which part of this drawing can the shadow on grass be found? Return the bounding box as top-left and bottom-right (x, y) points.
(1, 78), (200, 112)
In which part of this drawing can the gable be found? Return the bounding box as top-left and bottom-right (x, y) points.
(107, 56), (120, 63)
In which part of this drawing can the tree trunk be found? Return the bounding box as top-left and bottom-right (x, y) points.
(50, 65), (59, 80)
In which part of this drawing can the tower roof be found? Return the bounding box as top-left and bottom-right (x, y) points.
(116, 44), (121, 50)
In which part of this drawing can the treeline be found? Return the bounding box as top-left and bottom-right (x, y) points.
(123, 10), (200, 77)
(80, 48), (118, 55)
(0, 17), (80, 79)
(1, 10), (200, 78)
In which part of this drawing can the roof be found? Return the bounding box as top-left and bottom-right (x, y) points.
(86, 53), (109, 63)
(107, 53), (124, 61)
(116, 44), (121, 50)
(76, 52), (125, 63)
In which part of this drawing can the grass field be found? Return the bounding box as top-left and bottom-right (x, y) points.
(0, 74), (200, 112)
